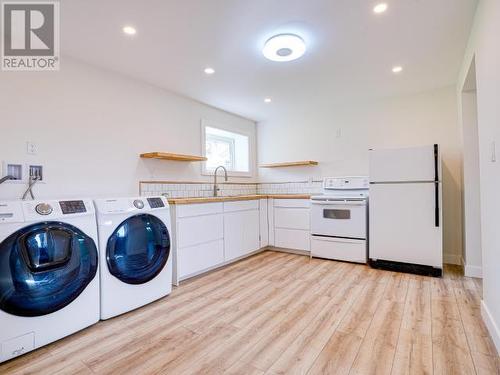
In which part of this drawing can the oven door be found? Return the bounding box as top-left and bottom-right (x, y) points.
(311, 199), (367, 239)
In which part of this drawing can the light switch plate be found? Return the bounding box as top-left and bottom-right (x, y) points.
(26, 142), (38, 155)
(491, 141), (496, 162)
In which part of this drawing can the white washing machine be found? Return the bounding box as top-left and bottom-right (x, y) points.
(94, 196), (172, 320)
(0, 199), (100, 363)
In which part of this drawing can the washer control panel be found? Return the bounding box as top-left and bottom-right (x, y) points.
(59, 200), (87, 214)
(133, 199), (145, 209)
(35, 203), (53, 216)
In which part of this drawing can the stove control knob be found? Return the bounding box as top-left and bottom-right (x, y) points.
(35, 203), (53, 216)
(133, 200), (144, 209)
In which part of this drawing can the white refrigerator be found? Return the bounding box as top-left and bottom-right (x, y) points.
(368, 144), (443, 276)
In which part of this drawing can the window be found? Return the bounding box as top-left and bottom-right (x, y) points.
(202, 122), (250, 176)
(206, 131), (235, 170)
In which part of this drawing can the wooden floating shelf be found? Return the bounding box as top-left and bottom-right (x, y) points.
(140, 152), (207, 162)
(259, 161), (319, 168)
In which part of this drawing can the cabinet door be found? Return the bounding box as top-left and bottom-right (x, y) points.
(177, 240), (224, 279)
(243, 210), (260, 253)
(224, 210), (260, 261)
(274, 207), (310, 230)
(259, 199), (269, 248)
(275, 228), (310, 251)
(224, 211), (243, 261)
(268, 199), (275, 246)
(177, 214), (223, 248)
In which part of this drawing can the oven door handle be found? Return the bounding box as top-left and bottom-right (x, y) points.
(311, 200), (366, 206)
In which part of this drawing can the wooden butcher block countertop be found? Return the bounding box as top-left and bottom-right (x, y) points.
(167, 194), (311, 204)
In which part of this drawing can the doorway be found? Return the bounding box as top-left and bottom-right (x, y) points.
(461, 57), (482, 278)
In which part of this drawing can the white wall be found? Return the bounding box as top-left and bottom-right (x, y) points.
(0, 58), (257, 200)
(257, 86), (463, 264)
(458, 0), (500, 354)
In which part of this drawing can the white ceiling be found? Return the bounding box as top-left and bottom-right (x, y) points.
(61, 0), (478, 122)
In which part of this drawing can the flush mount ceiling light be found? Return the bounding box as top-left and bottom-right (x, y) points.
(122, 26), (137, 35)
(204, 67), (215, 75)
(373, 3), (388, 14)
(392, 65), (403, 73)
(262, 34), (306, 62)
(264, 98), (272, 103)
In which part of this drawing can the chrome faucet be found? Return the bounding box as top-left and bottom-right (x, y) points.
(213, 166), (228, 197)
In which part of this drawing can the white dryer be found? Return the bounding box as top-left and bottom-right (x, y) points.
(94, 196), (172, 320)
(0, 199), (99, 363)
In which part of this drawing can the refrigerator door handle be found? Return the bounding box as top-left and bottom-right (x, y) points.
(434, 182), (440, 227)
(434, 144), (440, 227)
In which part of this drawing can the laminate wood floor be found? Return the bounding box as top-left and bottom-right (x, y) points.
(1, 251), (499, 375)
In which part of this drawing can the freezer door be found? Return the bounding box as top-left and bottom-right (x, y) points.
(369, 145), (439, 183)
(369, 183), (442, 268)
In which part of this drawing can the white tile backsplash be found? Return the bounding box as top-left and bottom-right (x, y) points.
(139, 180), (322, 198)
(140, 182), (257, 198)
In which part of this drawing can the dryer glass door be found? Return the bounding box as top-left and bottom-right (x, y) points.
(106, 214), (170, 284)
(0, 222), (98, 317)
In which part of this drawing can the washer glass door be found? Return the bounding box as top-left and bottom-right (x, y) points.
(0, 222), (98, 317)
(106, 214), (170, 284)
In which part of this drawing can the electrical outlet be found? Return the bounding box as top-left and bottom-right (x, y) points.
(26, 142), (38, 155)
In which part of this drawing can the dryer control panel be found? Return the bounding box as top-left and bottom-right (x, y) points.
(147, 197), (165, 209)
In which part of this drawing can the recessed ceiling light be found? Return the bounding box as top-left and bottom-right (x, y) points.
(204, 67), (215, 75)
(263, 34), (306, 62)
(373, 3), (388, 14)
(122, 26), (137, 35)
(264, 98), (272, 103)
(392, 66), (403, 73)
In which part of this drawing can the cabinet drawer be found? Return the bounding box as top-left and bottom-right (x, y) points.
(177, 240), (224, 278)
(274, 199), (310, 208)
(311, 236), (366, 263)
(274, 207), (310, 230)
(177, 214), (223, 247)
(275, 228), (310, 251)
(224, 200), (259, 213)
(176, 202), (223, 218)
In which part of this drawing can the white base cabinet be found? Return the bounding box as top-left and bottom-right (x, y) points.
(177, 240), (225, 278)
(275, 228), (311, 251)
(172, 199), (262, 284)
(271, 199), (311, 252)
(173, 203), (225, 283)
(224, 201), (260, 262)
(172, 197), (315, 284)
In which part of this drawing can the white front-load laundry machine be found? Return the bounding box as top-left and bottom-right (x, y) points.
(0, 199), (99, 363)
(94, 196), (172, 320)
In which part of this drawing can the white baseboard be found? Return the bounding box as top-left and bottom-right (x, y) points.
(443, 253), (462, 265)
(481, 300), (500, 355)
(268, 246), (310, 257)
(464, 264), (483, 278)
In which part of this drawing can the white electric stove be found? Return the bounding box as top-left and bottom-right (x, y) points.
(310, 176), (369, 263)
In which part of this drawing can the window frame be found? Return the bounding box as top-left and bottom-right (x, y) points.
(201, 119), (253, 178)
